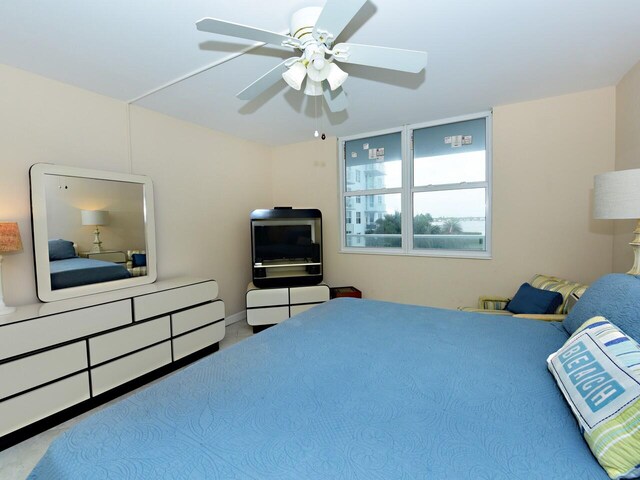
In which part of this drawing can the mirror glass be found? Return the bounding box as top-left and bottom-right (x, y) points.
(30, 164), (157, 302)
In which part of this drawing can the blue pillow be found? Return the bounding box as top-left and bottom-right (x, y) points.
(563, 274), (640, 342)
(48, 239), (76, 261)
(131, 253), (146, 268)
(506, 282), (563, 314)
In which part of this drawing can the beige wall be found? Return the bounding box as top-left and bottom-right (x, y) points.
(0, 64), (272, 315)
(129, 107), (272, 316)
(0, 64), (130, 306)
(0, 61), (621, 314)
(614, 60), (640, 272)
(270, 88), (616, 309)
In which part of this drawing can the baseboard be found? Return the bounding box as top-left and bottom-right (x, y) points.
(225, 310), (246, 326)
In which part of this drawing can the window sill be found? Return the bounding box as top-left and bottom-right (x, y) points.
(339, 247), (492, 260)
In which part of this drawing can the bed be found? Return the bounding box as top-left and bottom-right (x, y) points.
(50, 257), (132, 290)
(47, 239), (131, 290)
(28, 274), (640, 479)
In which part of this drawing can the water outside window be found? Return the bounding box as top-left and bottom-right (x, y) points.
(413, 188), (486, 251)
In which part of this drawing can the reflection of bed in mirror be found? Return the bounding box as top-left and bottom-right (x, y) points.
(50, 258), (131, 289)
(30, 164), (157, 302)
(48, 238), (131, 290)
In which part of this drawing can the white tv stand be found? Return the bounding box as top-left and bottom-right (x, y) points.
(246, 282), (329, 331)
(251, 208), (323, 288)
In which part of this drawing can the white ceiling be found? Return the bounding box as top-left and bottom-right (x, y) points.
(1, 1), (639, 146)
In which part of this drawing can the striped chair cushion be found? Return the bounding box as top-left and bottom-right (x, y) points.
(457, 307), (514, 315)
(547, 316), (640, 479)
(477, 295), (511, 311)
(530, 274), (588, 315)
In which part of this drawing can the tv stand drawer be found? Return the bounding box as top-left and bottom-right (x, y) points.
(290, 285), (330, 305)
(246, 283), (329, 327)
(246, 287), (288, 308)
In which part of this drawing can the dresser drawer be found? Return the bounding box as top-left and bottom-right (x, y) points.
(91, 342), (172, 396)
(89, 317), (171, 366)
(289, 285), (330, 305)
(172, 301), (224, 336)
(246, 288), (288, 308)
(0, 300), (131, 361)
(247, 306), (289, 326)
(173, 321), (225, 361)
(0, 342), (87, 401)
(134, 281), (217, 321)
(0, 373), (89, 437)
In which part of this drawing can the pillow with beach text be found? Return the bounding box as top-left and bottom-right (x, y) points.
(547, 316), (640, 479)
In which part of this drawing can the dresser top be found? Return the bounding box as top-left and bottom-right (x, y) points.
(0, 277), (216, 327)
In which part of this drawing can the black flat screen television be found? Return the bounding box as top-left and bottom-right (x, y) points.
(254, 224), (314, 263)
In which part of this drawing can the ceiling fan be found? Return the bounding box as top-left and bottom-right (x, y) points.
(196, 0), (428, 112)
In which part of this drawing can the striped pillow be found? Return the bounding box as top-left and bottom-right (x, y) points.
(547, 316), (640, 479)
(530, 274), (589, 314)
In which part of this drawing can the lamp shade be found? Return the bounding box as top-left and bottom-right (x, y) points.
(0, 222), (23, 253)
(304, 78), (323, 96)
(81, 210), (109, 226)
(594, 168), (640, 219)
(282, 62), (307, 91)
(326, 63), (348, 91)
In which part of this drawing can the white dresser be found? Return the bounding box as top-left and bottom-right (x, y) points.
(0, 277), (225, 450)
(246, 282), (329, 331)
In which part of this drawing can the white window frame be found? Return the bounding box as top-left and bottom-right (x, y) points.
(338, 112), (492, 259)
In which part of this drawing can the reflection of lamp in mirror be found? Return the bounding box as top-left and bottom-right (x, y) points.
(0, 222), (23, 315)
(81, 210), (109, 253)
(594, 168), (640, 275)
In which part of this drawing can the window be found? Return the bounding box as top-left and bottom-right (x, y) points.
(340, 113), (491, 257)
(342, 130), (403, 249)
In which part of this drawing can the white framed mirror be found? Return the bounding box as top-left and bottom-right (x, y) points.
(30, 163), (157, 302)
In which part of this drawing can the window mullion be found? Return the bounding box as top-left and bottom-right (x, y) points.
(402, 126), (413, 253)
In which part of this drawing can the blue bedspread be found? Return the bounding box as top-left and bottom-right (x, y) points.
(50, 257), (131, 290)
(29, 299), (607, 479)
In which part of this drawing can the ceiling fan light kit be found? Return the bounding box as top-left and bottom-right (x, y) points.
(326, 63), (348, 90)
(304, 78), (324, 96)
(196, 0), (428, 112)
(282, 61), (307, 90)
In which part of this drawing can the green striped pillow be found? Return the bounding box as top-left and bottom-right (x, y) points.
(530, 274), (589, 314)
(547, 316), (640, 479)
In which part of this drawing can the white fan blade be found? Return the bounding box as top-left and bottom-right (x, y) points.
(333, 43), (428, 73)
(313, 0), (367, 43)
(323, 85), (348, 112)
(196, 18), (298, 48)
(236, 58), (296, 101)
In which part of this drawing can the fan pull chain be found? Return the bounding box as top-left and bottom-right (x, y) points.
(314, 93), (319, 138)
(313, 93), (326, 140)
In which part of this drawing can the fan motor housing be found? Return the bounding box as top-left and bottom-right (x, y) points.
(290, 7), (322, 42)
